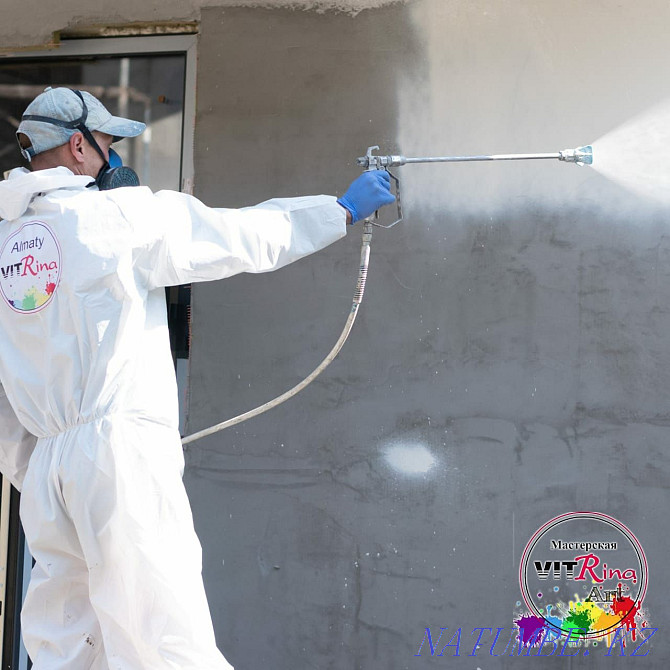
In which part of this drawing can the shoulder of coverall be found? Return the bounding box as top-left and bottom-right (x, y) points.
(101, 186), (207, 226)
(0, 166), (93, 221)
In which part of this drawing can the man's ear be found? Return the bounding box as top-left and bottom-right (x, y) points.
(68, 132), (86, 164)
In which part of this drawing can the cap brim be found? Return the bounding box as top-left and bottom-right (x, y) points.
(96, 115), (146, 142)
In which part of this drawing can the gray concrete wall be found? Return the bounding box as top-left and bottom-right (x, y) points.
(2, 0), (669, 667)
(185, 2), (670, 668)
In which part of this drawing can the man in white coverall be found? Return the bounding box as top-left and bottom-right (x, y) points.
(0, 87), (394, 669)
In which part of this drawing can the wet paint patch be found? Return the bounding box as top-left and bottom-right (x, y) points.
(384, 442), (436, 475)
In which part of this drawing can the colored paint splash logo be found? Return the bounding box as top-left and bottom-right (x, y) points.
(0, 221), (61, 314)
(517, 512), (649, 647)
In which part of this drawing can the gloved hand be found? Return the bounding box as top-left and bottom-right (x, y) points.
(337, 170), (396, 224)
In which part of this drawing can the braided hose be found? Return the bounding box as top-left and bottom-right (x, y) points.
(181, 222), (373, 446)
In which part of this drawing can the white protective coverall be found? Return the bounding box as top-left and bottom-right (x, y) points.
(0, 166), (347, 669)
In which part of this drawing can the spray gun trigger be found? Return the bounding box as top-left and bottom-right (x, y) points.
(357, 145), (402, 227)
(370, 168), (403, 229)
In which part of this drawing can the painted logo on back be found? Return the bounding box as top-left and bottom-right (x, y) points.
(0, 222), (61, 313)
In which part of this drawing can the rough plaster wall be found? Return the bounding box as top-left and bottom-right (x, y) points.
(206, 0), (407, 13)
(185, 2), (670, 668)
(0, 0), (409, 49)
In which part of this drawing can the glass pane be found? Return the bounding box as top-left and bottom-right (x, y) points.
(0, 54), (185, 191)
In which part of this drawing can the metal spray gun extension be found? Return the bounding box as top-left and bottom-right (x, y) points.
(180, 142), (592, 445)
(356, 144), (594, 228)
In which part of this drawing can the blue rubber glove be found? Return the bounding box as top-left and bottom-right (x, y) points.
(337, 170), (396, 224)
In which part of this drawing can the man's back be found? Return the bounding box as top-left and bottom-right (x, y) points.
(0, 167), (179, 440)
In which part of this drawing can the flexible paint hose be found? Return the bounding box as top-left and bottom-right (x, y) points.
(181, 222), (373, 446)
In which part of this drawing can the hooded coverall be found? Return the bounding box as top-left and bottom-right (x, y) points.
(0, 166), (346, 669)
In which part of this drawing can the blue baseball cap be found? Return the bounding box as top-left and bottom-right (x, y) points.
(17, 87), (146, 161)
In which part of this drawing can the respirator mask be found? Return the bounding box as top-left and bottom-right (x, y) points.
(21, 89), (140, 190)
(96, 147), (140, 190)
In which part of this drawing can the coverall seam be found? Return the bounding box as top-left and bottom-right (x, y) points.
(39, 410), (145, 439)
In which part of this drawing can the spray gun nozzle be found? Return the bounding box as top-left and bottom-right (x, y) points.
(558, 145), (593, 166)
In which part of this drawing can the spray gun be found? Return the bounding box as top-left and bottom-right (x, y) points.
(357, 144), (594, 227)
(181, 142), (593, 445)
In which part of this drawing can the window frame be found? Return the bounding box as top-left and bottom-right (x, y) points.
(0, 34), (198, 194)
